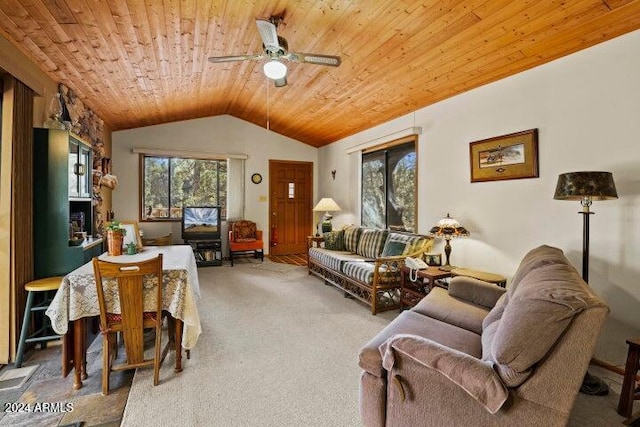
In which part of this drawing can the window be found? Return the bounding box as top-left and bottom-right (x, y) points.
(361, 138), (416, 232)
(140, 155), (227, 221)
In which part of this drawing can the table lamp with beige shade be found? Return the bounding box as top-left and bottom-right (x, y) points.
(313, 198), (341, 235)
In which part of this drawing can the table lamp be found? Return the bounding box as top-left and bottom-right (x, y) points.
(313, 198), (341, 235)
(554, 171), (618, 396)
(429, 213), (469, 270)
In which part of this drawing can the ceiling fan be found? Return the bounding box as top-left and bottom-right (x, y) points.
(207, 16), (341, 87)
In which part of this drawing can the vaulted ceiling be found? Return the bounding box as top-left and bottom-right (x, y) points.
(1, 1), (639, 147)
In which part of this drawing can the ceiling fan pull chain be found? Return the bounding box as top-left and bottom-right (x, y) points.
(266, 80), (270, 130)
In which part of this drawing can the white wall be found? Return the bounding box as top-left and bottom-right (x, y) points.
(319, 30), (640, 331)
(112, 115), (318, 254)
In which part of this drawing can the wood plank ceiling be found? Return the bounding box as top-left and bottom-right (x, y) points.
(0, 1), (639, 147)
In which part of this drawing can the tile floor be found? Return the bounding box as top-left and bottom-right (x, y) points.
(0, 337), (133, 427)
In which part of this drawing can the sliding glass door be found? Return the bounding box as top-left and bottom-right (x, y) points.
(361, 139), (417, 232)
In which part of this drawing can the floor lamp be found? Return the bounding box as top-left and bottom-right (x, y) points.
(554, 171), (618, 396)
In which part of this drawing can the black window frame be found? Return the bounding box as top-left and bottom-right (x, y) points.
(361, 137), (417, 232)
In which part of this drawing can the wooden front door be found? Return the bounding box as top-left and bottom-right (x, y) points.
(269, 160), (313, 255)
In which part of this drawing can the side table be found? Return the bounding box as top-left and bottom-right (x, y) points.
(617, 337), (640, 420)
(451, 267), (507, 287)
(401, 266), (451, 309)
(307, 236), (324, 248)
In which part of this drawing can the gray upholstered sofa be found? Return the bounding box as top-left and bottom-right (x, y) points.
(358, 245), (609, 426)
(307, 225), (433, 314)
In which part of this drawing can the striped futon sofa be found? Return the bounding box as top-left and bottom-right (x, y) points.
(307, 225), (433, 314)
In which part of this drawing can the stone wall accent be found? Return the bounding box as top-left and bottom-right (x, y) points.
(58, 84), (110, 236)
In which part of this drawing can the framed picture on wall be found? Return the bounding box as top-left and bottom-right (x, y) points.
(469, 129), (539, 182)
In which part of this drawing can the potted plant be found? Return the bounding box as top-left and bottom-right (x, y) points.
(105, 220), (127, 256)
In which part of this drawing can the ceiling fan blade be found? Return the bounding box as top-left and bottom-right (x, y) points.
(287, 52), (341, 67)
(256, 19), (280, 51)
(208, 54), (263, 63)
(274, 76), (287, 87)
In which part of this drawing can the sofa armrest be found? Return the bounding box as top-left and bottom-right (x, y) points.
(372, 238), (434, 265)
(380, 334), (508, 414)
(370, 241), (435, 288)
(255, 229), (263, 240)
(448, 276), (506, 309)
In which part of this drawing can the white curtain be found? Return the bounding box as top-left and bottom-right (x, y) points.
(226, 157), (245, 221)
(349, 152), (361, 225)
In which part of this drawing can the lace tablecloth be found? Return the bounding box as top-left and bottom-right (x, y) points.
(45, 245), (202, 349)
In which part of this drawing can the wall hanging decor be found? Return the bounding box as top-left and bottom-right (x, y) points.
(469, 129), (539, 182)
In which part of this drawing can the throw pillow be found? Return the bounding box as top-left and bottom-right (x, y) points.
(357, 229), (389, 259)
(381, 239), (407, 257)
(233, 221), (256, 240)
(323, 230), (345, 251)
(343, 225), (363, 253)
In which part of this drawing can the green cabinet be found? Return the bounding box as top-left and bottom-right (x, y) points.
(33, 128), (103, 278)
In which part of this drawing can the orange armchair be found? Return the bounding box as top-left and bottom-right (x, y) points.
(228, 221), (264, 266)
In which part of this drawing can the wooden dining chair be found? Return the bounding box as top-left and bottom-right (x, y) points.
(92, 255), (170, 395)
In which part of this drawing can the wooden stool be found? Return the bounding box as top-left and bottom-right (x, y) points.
(617, 337), (640, 418)
(14, 277), (63, 368)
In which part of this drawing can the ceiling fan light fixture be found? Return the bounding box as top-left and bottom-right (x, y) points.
(263, 59), (287, 80)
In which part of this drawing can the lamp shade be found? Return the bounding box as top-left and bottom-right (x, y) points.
(313, 198), (341, 212)
(554, 172), (618, 201)
(429, 213), (469, 238)
(263, 59), (287, 80)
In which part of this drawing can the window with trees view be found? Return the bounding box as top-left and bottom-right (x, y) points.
(141, 155), (227, 221)
(361, 139), (416, 232)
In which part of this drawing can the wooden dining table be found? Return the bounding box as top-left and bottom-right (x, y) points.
(45, 245), (202, 390)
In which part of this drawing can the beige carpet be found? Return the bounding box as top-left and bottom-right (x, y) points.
(122, 260), (637, 426)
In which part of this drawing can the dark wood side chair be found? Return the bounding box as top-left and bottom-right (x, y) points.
(617, 337), (640, 419)
(92, 255), (170, 395)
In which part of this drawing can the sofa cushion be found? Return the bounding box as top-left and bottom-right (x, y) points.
(380, 239), (407, 257)
(356, 229), (389, 259)
(343, 225), (363, 253)
(323, 230), (345, 251)
(509, 245), (568, 295)
(488, 261), (608, 387)
(412, 287), (490, 335)
(381, 232), (429, 257)
(342, 261), (397, 285)
(358, 310), (482, 377)
(308, 247), (368, 272)
(482, 293), (507, 331)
